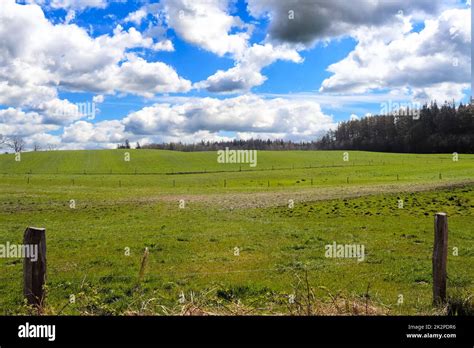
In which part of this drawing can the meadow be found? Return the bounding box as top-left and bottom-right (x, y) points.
(0, 149), (473, 315)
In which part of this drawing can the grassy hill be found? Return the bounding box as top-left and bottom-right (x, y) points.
(0, 149), (473, 175)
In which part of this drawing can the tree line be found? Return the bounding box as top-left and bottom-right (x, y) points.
(318, 102), (474, 153)
(137, 138), (321, 151)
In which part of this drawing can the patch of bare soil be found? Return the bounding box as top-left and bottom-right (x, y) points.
(128, 180), (474, 209)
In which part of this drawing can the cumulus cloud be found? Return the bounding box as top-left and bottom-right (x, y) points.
(0, 0), (191, 108)
(123, 95), (336, 141)
(35, 98), (87, 125)
(125, 0), (251, 57)
(160, 0), (251, 57)
(195, 43), (303, 93)
(0, 108), (60, 137)
(62, 120), (125, 145)
(319, 7), (471, 102)
(247, 0), (448, 46)
(0, 97), (88, 142)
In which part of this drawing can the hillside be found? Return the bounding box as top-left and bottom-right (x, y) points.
(1, 149), (473, 177)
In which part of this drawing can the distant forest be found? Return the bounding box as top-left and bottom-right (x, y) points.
(318, 102), (474, 153)
(122, 102), (473, 153)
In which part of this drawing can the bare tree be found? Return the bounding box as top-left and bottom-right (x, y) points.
(5, 136), (26, 153)
(33, 143), (41, 151)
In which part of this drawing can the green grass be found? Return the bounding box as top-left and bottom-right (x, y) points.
(0, 149), (473, 315)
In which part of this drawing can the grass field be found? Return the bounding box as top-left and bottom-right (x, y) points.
(0, 149), (473, 315)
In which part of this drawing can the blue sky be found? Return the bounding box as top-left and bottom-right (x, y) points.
(0, 0), (471, 149)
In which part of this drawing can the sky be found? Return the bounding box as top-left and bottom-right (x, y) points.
(0, 0), (471, 150)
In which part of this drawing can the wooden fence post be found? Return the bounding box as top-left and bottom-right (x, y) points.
(433, 213), (448, 305)
(138, 247), (149, 283)
(23, 227), (47, 309)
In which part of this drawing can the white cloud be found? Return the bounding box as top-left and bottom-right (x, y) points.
(124, 7), (148, 25)
(123, 95), (336, 141)
(195, 43), (303, 93)
(0, 97), (87, 141)
(319, 7), (471, 102)
(152, 39), (174, 52)
(62, 120), (125, 144)
(0, 0), (191, 110)
(113, 56), (192, 97)
(161, 0), (251, 57)
(35, 98), (85, 125)
(0, 108), (60, 137)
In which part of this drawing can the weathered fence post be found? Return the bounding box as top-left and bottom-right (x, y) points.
(138, 247), (149, 283)
(433, 213), (448, 305)
(23, 227), (47, 309)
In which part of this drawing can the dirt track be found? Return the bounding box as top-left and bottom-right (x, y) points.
(130, 180), (474, 209)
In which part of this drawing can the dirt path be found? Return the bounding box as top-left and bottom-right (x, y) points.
(129, 180), (474, 209)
